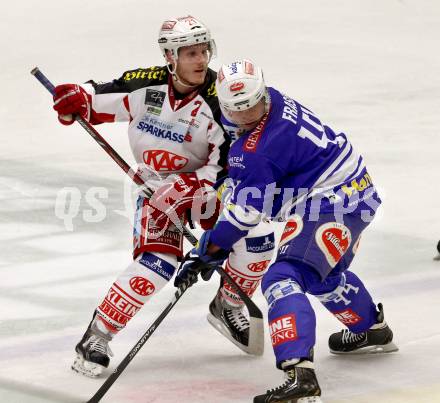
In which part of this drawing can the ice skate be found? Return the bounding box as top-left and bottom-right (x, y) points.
(329, 303), (398, 354)
(207, 291), (253, 354)
(254, 361), (322, 403)
(72, 313), (114, 378)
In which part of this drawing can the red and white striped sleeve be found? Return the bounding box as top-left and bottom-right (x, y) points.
(82, 79), (131, 124)
(80, 67), (168, 125)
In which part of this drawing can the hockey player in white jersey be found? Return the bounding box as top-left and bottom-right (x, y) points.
(176, 60), (398, 402)
(52, 17), (274, 378)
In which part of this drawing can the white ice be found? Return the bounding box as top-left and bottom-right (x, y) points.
(1, 1), (439, 402)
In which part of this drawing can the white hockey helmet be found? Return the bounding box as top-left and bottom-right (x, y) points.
(216, 59), (266, 112)
(158, 16), (217, 61)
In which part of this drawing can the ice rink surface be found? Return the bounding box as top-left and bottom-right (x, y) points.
(1, 0), (439, 402)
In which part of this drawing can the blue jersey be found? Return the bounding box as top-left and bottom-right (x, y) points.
(210, 87), (381, 250)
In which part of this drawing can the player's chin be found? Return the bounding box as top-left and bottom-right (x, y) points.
(189, 71), (207, 85)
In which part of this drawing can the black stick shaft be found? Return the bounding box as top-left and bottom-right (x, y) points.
(86, 281), (190, 403)
(30, 67), (198, 245)
(31, 67), (263, 402)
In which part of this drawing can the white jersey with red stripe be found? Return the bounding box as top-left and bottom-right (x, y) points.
(81, 66), (229, 188)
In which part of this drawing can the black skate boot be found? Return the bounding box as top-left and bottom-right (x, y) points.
(207, 291), (252, 354)
(72, 311), (114, 377)
(329, 303), (398, 354)
(254, 361), (322, 403)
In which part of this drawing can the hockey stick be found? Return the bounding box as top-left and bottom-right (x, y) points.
(31, 67), (264, 401)
(83, 269), (262, 403)
(29, 68), (262, 316)
(86, 279), (191, 403)
(30, 67), (196, 242)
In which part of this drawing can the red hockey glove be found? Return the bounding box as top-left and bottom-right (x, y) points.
(53, 84), (90, 125)
(149, 173), (203, 229)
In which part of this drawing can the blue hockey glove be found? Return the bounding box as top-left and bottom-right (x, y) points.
(174, 230), (229, 287)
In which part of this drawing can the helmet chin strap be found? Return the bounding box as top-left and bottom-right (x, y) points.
(166, 62), (200, 91)
(172, 72), (200, 89)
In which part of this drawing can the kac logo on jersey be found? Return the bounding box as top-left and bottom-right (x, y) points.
(247, 260), (271, 273)
(245, 233), (275, 253)
(143, 150), (189, 172)
(129, 276), (155, 297)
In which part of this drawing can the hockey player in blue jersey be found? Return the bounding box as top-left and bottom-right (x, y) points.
(175, 59), (398, 403)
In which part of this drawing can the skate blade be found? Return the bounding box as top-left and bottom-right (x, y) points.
(273, 396), (323, 403)
(71, 353), (105, 378)
(330, 341), (399, 355)
(207, 313), (263, 355)
(297, 397), (323, 403)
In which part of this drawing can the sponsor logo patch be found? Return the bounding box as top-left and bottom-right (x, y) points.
(229, 81), (244, 92)
(315, 222), (352, 268)
(279, 215), (303, 247)
(269, 314), (298, 347)
(222, 262), (263, 301)
(245, 233), (275, 253)
(143, 150), (189, 172)
(177, 15), (197, 24)
(161, 20), (177, 30)
(139, 254), (175, 281)
(229, 62), (239, 75)
(243, 112), (269, 152)
(124, 68), (167, 82)
(98, 285), (143, 327)
(143, 224), (184, 253)
(144, 89), (166, 115)
(247, 260), (271, 273)
(178, 117), (199, 128)
(136, 116), (185, 143)
(145, 89), (166, 107)
(129, 276), (155, 297)
(228, 154), (246, 169)
(333, 308), (362, 326)
(264, 280), (303, 309)
(243, 131), (262, 152)
(244, 61), (255, 75)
